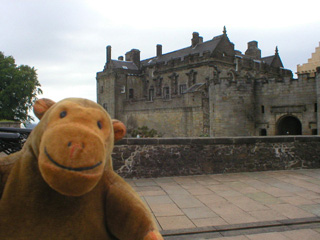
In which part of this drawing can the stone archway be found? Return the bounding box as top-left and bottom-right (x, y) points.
(276, 115), (302, 135)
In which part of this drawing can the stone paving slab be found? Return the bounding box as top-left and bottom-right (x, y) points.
(127, 169), (320, 239)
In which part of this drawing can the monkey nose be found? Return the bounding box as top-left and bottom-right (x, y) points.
(68, 142), (85, 158)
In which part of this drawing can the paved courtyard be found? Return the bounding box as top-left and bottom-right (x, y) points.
(126, 169), (320, 239)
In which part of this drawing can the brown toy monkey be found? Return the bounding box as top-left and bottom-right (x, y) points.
(0, 98), (163, 240)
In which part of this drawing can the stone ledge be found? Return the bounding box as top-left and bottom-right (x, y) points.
(116, 136), (320, 145)
(161, 217), (320, 239)
(0, 122), (20, 128)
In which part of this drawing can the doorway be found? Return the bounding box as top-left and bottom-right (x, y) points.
(276, 115), (302, 135)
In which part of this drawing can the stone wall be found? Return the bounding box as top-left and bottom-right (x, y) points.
(255, 77), (317, 136)
(113, 136), (320, 178)
(122, 90), (204, 137)
(124, 106), (203, 137)
(210, 79), (255, 137)
(0, 122), (20, 128)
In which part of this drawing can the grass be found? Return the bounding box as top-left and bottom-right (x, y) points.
(0, 119), (17, 122)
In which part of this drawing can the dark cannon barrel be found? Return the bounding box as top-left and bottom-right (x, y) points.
(0, 128), (32, 155)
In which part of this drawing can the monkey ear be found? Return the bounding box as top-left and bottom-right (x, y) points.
(112, 120), (126, 142)
(33, 98), (56, 120)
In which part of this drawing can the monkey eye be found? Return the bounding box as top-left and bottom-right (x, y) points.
(60, 111), (67, 118)
(97, 121), (102, 129)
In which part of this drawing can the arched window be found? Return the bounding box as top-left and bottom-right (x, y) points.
(227, 71), (235, 81)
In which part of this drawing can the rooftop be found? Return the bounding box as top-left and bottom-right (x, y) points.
(141, 35), (225, 66)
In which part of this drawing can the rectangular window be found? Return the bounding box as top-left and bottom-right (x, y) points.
(149, 88), (154, 101)
(120, 86), (126, 94)
(315, 103), (317, 112)
(100, 86), (104, 93)
(163, 87), (170, 99)
(129, 88), (134, 99)
(260, 129), (267, 136)
(261, 105), (265, 114)
(179, 84), (187, 94)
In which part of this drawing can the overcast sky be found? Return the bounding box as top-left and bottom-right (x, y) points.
(1, 0), (320, 107)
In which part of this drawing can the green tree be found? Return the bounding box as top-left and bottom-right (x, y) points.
(130, 126), (162, 138)
(0, 52), (42, 123)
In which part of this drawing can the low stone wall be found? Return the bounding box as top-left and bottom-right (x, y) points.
(113, 136), (320, 178)
(0, 122), (20, 128)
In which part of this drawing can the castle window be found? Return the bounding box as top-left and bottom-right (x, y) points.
(235, 58), (239, 72)
(213, 70), (217, 78)
(154, 76), (163, 96)
(149, 88), (154, 101)
(260, 129), (267, 136)
(193, 73), (197, 85)
(186, 70), (197, 87)
(261, 105), (265, 113)
(169, 73), (179, 95)
(120, 86), (126, 94)
(312, 129), (318, 135)
(315, 103), (317, 112)
(103, 103), (107, 111)
(227, 71), (235, 81)
(163, 87), (170, 99)
(129, 88), (134, 99)
(179, 84), (187, 94)
(100, 86), (104, 93)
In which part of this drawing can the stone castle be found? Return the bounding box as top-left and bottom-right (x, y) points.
(97, 27), (320, 137)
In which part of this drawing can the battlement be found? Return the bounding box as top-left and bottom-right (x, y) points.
(297, 42), (320, 74)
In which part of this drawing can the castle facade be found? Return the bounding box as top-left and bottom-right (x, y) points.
(97, 28), (320, 137)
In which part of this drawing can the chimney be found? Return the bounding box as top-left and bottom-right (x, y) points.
(118, 56), (124, 61)
(125, 49), (140, 69)
(245, 41), (261, 60)
(191, 32), (200, 47)
(157, 44), (162, 57)
(106, 45), (111, 63)
(248, 41), (258, 48)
